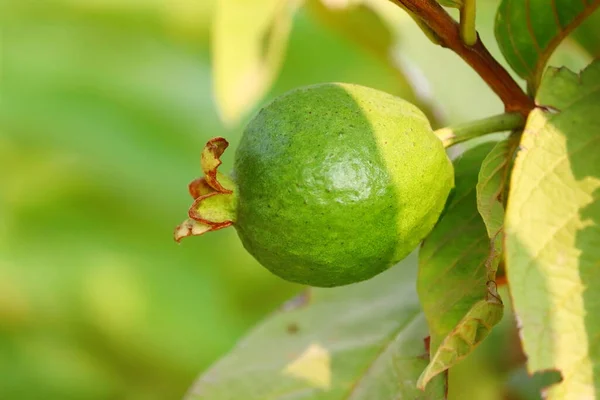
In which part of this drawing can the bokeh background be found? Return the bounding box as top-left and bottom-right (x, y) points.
(1, 0), (595, 399)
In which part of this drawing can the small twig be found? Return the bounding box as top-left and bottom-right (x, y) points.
(460, 0), (477, 46)
(389, 0), (534, 116)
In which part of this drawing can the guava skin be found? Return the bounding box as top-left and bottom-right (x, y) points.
(232, 83), (453, 287)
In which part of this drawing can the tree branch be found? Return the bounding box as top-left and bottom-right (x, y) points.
(390, 0), (534, 116)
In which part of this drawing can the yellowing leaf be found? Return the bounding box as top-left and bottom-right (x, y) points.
(283, 343), (332, 390)
(212, 0), (297, 124)
(505, 61), (600, 399)
(306, 0), (393, 60)
(417, 298), (503, 389)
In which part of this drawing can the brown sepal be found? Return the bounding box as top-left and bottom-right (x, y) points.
(175, 137), (236, 242)
(201, 137), (232, 194)
(188, 177), (215, 199)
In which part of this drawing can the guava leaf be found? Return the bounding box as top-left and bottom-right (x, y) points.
(185, 254), (446, 399)
(476, 136), (517, 240)
(505, 60), (600, 398)
(417, 143), (501, 387)
(304, 0), (427, 108)
(212, 0), (297, 124)
(572, 9), (600, 57)
(417, 143), (504, 388)
(475, 135), (519, 276)
(417, 298), (503, 389)
(495, 0), (600, 89)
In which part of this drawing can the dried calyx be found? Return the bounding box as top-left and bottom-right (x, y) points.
(174, 137), (237, 242)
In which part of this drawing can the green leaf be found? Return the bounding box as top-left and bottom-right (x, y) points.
(495, 0), (600, 89)
(476, 130), (517, 239)
(417, 143), (504, 388)
(212, 0), (297, 125)
(476, 135), (519, 275)
(185, 254), (446, 399)
(572, 8), (600, 57)
(505, 60), (600, 398)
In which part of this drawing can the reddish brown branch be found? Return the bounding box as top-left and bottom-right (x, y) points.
(390, 0), (534, 116)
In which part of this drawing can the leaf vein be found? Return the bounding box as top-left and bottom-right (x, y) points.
(551, 0), (564, 33)
(525, 0), (542, 53)
(505, 0), (534, 77)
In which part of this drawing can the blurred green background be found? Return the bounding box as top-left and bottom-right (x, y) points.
(0, 0), (594, 399)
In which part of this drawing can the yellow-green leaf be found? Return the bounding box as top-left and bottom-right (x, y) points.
(417, 298), (503, 389)
(495, 0), (600, 90)
(306, 0), (393, 61)
(212, 0), (297, 124)
(505, 60), (600, 398)
(304, 0), (428, 107)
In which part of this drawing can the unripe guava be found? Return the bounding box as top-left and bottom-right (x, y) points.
(175, 83), (453, 287)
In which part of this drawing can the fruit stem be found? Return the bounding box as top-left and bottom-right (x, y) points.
(459, 0), (477, 46)
(435, 112), (525, 148)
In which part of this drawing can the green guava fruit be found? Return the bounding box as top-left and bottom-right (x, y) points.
(175, 83), (454, 287)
